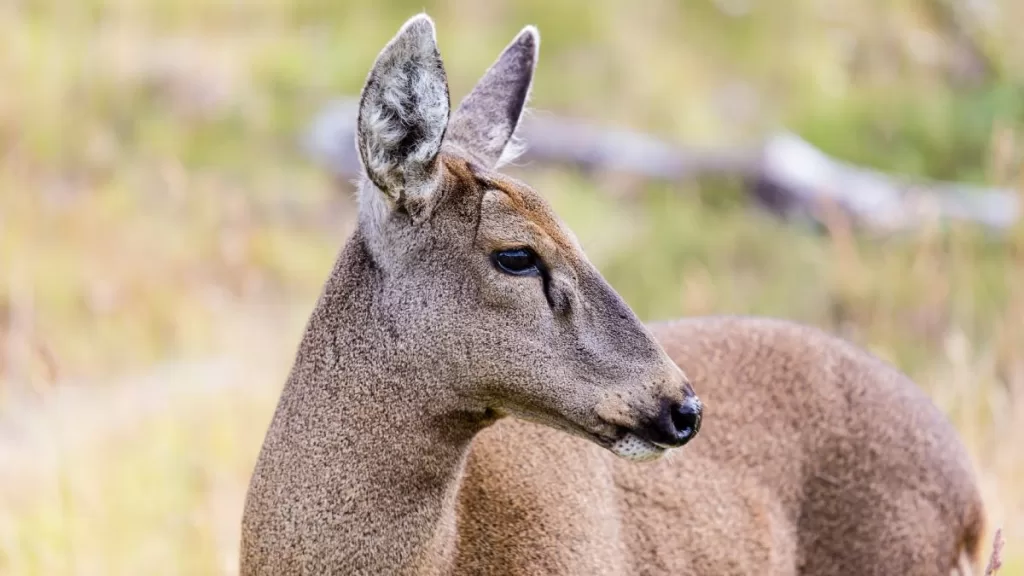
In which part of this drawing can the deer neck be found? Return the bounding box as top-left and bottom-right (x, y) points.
(266, 230), (478, 572)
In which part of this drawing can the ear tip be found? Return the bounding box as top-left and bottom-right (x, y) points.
(517, 25), (540, 52)
(519, 25), (540, 38)
(397, 12), (438, 41)
(404, 12), (435, 27)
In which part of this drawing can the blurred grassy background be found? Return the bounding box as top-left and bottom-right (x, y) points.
(1, 0), (1022, 574)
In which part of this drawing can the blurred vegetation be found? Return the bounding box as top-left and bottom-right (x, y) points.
(1, 0), (1022, 574)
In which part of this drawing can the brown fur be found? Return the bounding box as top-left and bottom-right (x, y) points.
(240, 14), (984, 575)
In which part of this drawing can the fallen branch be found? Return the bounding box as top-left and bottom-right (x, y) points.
(303, 98), (1021, 236)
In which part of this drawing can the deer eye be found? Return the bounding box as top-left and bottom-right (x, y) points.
(492, 248), (540, 276)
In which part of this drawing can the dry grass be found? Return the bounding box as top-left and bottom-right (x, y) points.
(1, 0), (1023, 574)
(0, 308), (302, 575)
(987, 528), (1006, 575)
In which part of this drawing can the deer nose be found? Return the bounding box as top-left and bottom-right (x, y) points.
(648, 396), (702, 448)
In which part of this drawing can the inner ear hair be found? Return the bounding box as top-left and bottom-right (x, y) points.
(355, 14), (451, 210)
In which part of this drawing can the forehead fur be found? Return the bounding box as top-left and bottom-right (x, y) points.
(470, 168), (581, 254)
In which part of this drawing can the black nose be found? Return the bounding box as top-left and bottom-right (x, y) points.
(649, 396), (702, 448)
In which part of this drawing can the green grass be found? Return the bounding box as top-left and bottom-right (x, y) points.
(1, 0), (1022, 573)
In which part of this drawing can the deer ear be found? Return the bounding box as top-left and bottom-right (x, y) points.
(356, 14), (450, 208)
(446, 26), (538, 168)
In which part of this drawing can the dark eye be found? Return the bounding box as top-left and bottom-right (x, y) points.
(492, 248), (540, 276)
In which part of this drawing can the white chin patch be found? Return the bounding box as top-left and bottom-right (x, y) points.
(610, 433), (667, 462)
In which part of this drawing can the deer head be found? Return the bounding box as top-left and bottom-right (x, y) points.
(353, 14), (701, 461)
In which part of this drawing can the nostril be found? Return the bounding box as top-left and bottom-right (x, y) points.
(670, 397), (702, 444)
(647, 396), (703, 448)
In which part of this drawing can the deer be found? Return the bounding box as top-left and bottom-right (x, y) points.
(240, 14), (985, 576)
